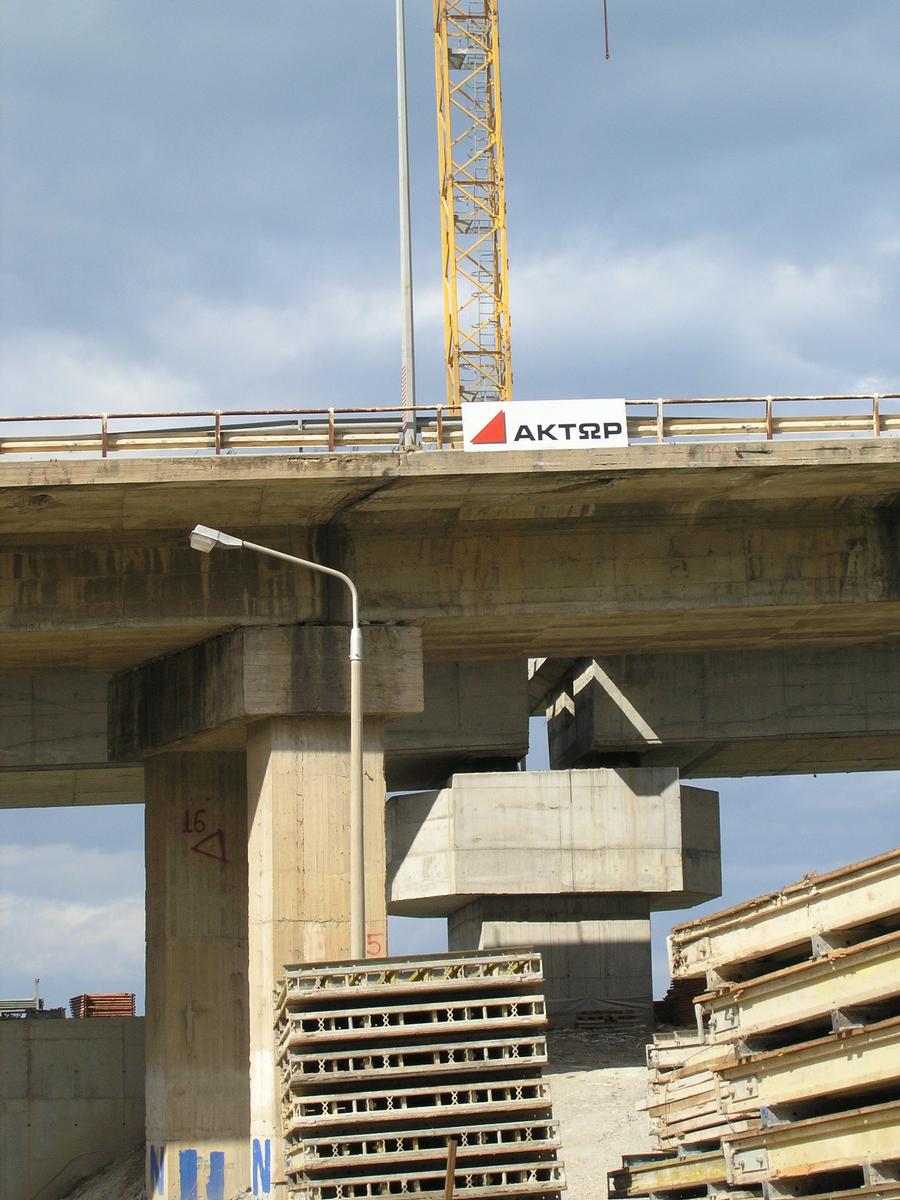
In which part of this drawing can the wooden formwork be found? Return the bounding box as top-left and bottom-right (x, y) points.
(275, 949), (565, 1200)
(668, 848), (900, 984)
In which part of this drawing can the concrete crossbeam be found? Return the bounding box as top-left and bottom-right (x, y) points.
(540, 646), (900, 776)
(108, 624), (424, 758)
(0, 673), (108, 767)
(0, 764), (143, 808)
(0, 656), (524, 806)
(387, 769), (721, 915)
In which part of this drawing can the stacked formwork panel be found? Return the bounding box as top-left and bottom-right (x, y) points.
(609, 849), (900, 1200)
(275, 949), (566, 1199)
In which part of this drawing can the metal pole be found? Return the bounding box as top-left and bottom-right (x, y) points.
(231, 538), (367, 961)
(396, 0), (418, 447)
(349, 629), (365, 961)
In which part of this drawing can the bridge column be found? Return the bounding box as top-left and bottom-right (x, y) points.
(110, 623), (423, 1199)
(246, 716), (388, 1192)
(144, 752), (249, 1200)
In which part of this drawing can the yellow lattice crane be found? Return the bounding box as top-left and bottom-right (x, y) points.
(434, 0), (512, 410)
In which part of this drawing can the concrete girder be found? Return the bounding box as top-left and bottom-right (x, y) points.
(536, 646), (900, 776)
(1, 457), (897, 671)
(0, 657), (528, 806)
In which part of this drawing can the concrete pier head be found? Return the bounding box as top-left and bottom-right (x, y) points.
(110, 623), (423, 1198)
(387, 768), (720, 1022)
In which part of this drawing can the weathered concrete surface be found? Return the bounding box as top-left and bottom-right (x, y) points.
(1, 442), (897, 670)
(386, 769), (721, 915)
(0, 656), (521, 806)
(539, 647), (900, 776)
(0, 1017), (144, 1200)
(109, 624), (423, 758)
(246, 716), (389, 1187)
(144, 752), (249, 1200)
(449, 895), (655, 1016)
(387, 769), (719, 1020)
(385, 658), (528, 790)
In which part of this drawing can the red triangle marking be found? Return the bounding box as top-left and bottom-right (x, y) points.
(191, 829), (228, 863)
(471, 410), (507, 445)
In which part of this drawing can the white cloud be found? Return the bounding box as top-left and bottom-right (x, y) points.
(0, 842), (143, 903)
(511, 233), (897, 396)
(150, 281), (442, 377)
(0, 330), (204, 416)
(0, 842), (144, 1009)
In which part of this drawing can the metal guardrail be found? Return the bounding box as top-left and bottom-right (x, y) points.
(0, 394), (897, 458)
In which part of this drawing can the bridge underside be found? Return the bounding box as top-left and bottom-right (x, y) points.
(1, 441), (898, 671)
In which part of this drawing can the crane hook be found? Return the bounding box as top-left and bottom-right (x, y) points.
(603, 0), (611, 59)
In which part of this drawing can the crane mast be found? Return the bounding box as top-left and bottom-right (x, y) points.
(435, 0), (512, 410)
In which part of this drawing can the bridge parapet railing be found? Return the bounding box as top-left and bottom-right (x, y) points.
(0, 394), (896, 458)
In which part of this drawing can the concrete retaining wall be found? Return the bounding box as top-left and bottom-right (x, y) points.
(0, 1017), (144, 1200)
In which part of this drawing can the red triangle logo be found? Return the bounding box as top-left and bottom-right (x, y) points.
(471, 410), (507, 445)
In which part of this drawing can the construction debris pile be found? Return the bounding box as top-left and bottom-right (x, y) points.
(69, 993), (136, 1018)
(610, 848), (900, 1200)
(275, 949), (565, 1199)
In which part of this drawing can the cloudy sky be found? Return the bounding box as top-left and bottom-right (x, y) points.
(1, 1), (899, 1009)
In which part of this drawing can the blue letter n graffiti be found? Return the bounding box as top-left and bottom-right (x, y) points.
(149, 1146), (165, 1195)
(252, 1139), (271, 1196)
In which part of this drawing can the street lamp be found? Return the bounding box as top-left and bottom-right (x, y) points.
(189, 524), (366, 961)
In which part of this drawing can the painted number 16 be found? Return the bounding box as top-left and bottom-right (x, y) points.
(182, 808), (206, 834)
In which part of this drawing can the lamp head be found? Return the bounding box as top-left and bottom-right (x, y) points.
(190, 524), (243, 553)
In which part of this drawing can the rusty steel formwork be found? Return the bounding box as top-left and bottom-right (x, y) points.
(275, 949), (566, 1200)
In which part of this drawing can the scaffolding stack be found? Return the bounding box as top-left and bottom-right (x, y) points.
(610, 849), (900, 1200)
(69, 992), (136, 1018)
(275, 949), (566, 1199)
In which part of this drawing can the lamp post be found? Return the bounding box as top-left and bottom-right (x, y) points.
(189, 524), (366, 961)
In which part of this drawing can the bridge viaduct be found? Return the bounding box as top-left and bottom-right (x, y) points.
(2, 436), (898, 1197)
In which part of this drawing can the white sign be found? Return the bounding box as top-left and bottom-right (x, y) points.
(461, 399), (628, 452)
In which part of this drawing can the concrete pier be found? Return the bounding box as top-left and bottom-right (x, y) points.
(144, 753), (249, 1199)
(109, 623), (424, 1196)
(246, 715), (388, 1186)
(387, 769), (720, 1021)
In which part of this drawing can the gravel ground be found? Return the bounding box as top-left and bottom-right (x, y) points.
(58, 1145), (144, 1200)
(545, 1028), (653, 1200)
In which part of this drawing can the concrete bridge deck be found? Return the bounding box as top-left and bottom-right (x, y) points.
(1, 439), (898, 672)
